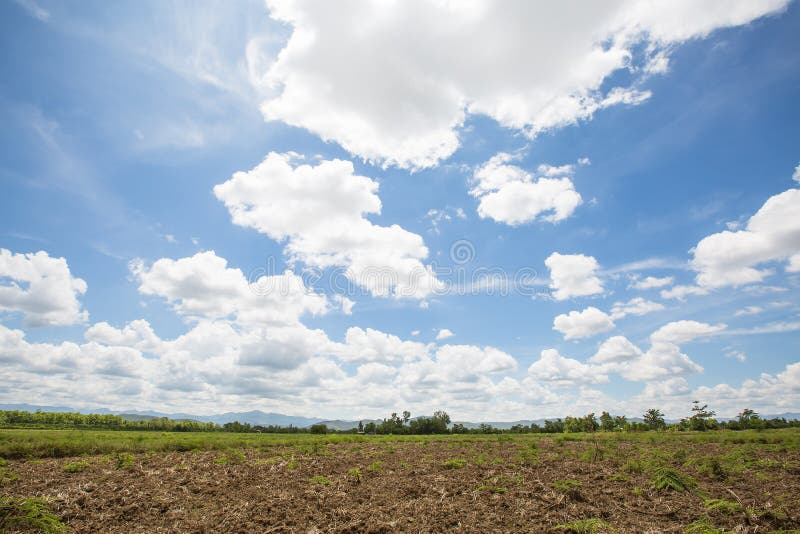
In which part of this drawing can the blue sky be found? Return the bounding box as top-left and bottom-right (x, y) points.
(1, 0), (799, 420)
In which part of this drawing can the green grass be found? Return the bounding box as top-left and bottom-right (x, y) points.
(309, 475), (331, 485)
(62, 460), (90, 473)
(442, 458), (467, 469)
(0, 428), (797, 460)
(553, 518), (612, 533)
(0, 497), (67, 533)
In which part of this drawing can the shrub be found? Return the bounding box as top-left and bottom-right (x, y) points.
(62, 460), (90, 473)
(0, 497), (67, 534)
(704, 499), (742, 515)
(652, 467), (697, 493)
(115, 453), (134, 470)
(553, 518), (613, 533)
(347, 468), (362, 482)
(442, 459), (467, 469)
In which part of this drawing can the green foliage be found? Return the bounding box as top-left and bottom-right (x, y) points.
(622, 459), (644, 473)
(366, 460), (383, 471)
(346, 468), (362, 482)
(514, 446), (540, 465)
(309, 475), (331, 485)
(215, 449), (245, 465)
(0, 497), (67, 534)
(553, 518), (613, 533)
(476, 484), (507, 494)
(115, 452), (134, 470)
(308, 424), (328, 434)
(286, 458), (300, 470)
(442, 458), (467, 469)
(684, 517), (723, 533)
(552, 479), (582, 497)
(652, 467), (697, 492)
(704, 498), (742, 515)
(62, 460), (90, 473)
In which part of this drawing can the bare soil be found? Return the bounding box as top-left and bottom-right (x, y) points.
(3, 438), (799, 533)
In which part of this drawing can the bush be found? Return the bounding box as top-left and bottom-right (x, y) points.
(652, 467), (696, 493)
(442, 459), (467, 469)
(115, 452), (134, 470)
(62, 460), (90, 473)
(0, 497), (67, 533)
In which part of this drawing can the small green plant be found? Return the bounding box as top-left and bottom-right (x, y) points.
(215, 449), (245, 465)
(115, 452), (134, 470)
(622, 459), (644, 473)
(514, 448), (540, 465)
(0, 497), (67, 533)
(704, 498), (742, 515)
(63, 460), (90, 473)
(652, 467), (696, 493)
(553, 517), (612, 533)
(553, 479), (583, 499)
(684, 517), (723, 533)
(442, 459), (467, 469)
(309, 475), (331, 485)
(366, 460), (383, 472)
(347, 468), (362, 482)
(287, 458), (300, 470)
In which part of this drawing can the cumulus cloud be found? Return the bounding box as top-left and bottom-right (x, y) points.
(214, 152), (442, 299)
(527, 349), (608, 388)
(734, 306), (763, 317)
(470, 153), (583, 225)
(660, 284), (710, 301)
(553, 307), (615, 340)
(545, 252), (603, 300)
(131, 251), (331, 326)
(0, 249), (88, 327)
(259, 0), (787, 168)
(691, 188), (800, 288)
(609, 297), (665, 319)
(436, 328), (455, 341)
(650, 320), (726, 344)
(590, 336), (643, 364)
(335, 327), (430, 363)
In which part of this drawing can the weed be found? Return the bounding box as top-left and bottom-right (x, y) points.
(366, 460), (383, 472)
(622, 459), (644, 473)
(309, 475), (331, 485)
(115, 452), (134, 470)
(553, 518), (613, 533)
(442, 459), (467, 469)
(0, 497), (67, 533)
(514, 448), (540, 465)
(347, 468), (362, 482)
(215, 449), (245, 465)
(62, 460), (90, 473)
(652, 467), (697, 493)
(607, 473), (628, 482)
(553, 479), (582, 498)
(684, 517), (723, 533)
(287, 458), (300, 470)
(704, 498), (742, 515)
(631, 487), (643, 496)
(477, 485), (507, 494)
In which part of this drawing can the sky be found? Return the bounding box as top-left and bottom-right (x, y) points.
(1, 0), (799, 421)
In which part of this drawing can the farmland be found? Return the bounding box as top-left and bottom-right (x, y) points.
(1, 429), (799, 532)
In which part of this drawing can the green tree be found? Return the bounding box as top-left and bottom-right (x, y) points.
(737, 408), (759, 429)
(599, 411), (614, 431)
(689, 401), (716, 431)
(643, 408), (666, 430)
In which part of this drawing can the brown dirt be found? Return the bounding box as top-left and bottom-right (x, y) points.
(3, 438), (799, 533)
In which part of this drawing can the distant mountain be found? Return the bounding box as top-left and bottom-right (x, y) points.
(2, 404), (798, 428)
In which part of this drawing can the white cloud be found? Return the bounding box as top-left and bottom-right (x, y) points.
(735, 306), (763, 317)
(260, 0), (787, 168)
(650, 320), (726, 344)
(660, 284), (710, 301)
(85, 320), (163, 354)
(630, 275), (674, 290)
(214, 152), (442, 299)
(470, 153), (582, 225)
(725, 350), (747, 362)
(691, 188), (800, 288)
(131, 251), (330, 326)
(610, 297), (665, 319)
(0, 249), (88, 327)
(590, 336), (643, 364)
(793, 163), (800, 183)
(527, 349), (608, 388)
(545, 252), (603, 300)
(553, 307), (615, 340)
(436, 328), (455, 341)
(335, 327), (430, 363)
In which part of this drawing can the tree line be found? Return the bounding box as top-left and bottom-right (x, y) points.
(1, 402), (798, 434)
